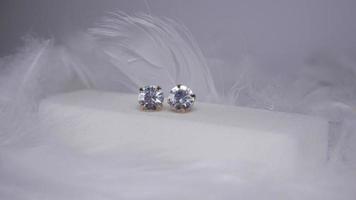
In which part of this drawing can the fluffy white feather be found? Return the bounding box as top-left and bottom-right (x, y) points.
(88, 12), (218, 101)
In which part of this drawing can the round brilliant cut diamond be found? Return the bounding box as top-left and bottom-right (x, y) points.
(168, 84), (196, 112)
(138, 85), (164, 111)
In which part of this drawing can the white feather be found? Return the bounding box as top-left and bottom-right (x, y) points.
(89, 12), (218, 102)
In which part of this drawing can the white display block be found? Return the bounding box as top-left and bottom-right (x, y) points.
(39, 90), (328, 171)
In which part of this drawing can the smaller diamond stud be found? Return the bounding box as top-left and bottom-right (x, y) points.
(138, 85), (164, 111)
(168, 84), (196, 112)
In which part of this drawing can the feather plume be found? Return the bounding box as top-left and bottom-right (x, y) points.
(88, 12), (218, 102)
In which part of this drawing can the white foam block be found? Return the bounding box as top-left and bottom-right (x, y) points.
(39, 90), (328, 171)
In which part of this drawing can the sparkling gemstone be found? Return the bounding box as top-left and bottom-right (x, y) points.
(168, 84), (196, 112)
(138, 85), (164, 111)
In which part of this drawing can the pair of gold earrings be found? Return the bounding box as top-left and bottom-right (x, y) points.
(138, 84), (196, 113)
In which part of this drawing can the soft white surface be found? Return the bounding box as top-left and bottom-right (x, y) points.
(40, 90), (328, 172)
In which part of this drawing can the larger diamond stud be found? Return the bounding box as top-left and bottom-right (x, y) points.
(168, 84), (196, 112)
(138, 85), (164, 111)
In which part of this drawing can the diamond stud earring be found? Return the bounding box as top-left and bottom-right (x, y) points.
(138, 85), (164, 111)
(168, 84), (196, 113)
